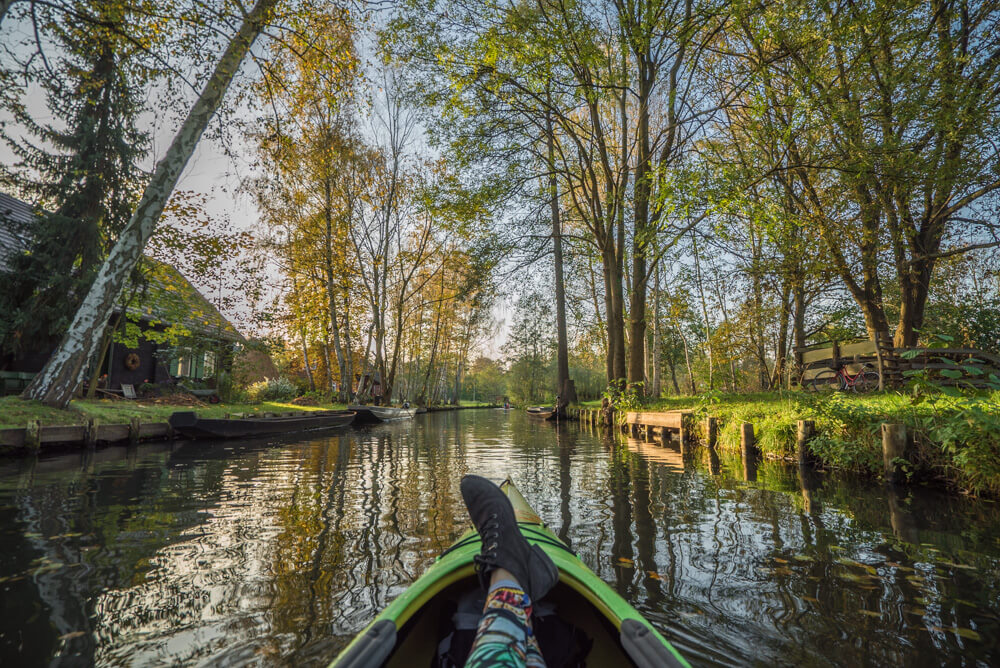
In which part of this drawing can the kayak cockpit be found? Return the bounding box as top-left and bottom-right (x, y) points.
(335, 570), (681, 668)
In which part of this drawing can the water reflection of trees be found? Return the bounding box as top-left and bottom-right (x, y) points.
(580, 426), (1000, 666)
(2, 412), (999, 666)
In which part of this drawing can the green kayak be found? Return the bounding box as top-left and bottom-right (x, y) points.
(330, 479), (689, 668)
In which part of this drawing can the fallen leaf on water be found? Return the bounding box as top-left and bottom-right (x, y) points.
(939, 561), (976, 571)
(885, 561), (915, 572)
(774, 557), (789, 564)
(616, 558), (634, 568)
(646, 571), (662, 581)
(835, 557), (865, 568)
(792, 555), (813, 562)
(59, 632), (86, 641)
(829, 545), (846, 551)
(859, 610), (882, 618)
(914, 597), (930, 606)
(838, 572), (868, 583)
(802, 596), (820, 604)
(772, 567), (793, 576)
(904, 607), (927, 616)
(928, 626), (981, 642)
(906, 575), (926, 585)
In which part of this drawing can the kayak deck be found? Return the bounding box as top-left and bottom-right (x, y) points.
(331, 480), (687, 668)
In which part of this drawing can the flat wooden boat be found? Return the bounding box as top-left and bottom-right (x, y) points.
(168, 410), (355, 440)
(348, 405), (418, 424)
(526, 406), (558, 420)
(330, 479), (687, 667)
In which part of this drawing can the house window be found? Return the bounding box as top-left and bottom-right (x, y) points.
(169, 351), (214, 379)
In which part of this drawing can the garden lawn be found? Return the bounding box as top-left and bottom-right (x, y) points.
(0, 397), (347, 430)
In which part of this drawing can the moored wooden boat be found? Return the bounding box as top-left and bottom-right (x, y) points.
(330, 479), (688, 668)
(168, 410), (355, 440)
(348, 405), (418, 424)
(526, 406), (557, 420)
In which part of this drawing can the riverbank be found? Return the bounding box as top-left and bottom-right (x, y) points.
(582, 390), (1000, 496)
(0, 396), (349, 430)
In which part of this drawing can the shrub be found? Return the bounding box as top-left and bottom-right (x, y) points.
(245, 377), (298, 403)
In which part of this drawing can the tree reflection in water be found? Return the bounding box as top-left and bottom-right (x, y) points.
(1, 409), (999, 666)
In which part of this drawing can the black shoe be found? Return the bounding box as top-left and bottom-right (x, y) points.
(460, 475), (558, 602)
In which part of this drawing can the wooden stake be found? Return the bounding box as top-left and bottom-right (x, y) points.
(644, 424), (654, 441)
(740, 422), (755, 456)
(882, 423), (907, 484)
(704, 417), (718, 449)
(129, 417), (141, 445)
(25, 420), (40, 452)
(797, 420), (815, 466)
(84, 418), (98, 448)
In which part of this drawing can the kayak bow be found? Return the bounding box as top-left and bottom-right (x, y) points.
(330, 479), (688, 668)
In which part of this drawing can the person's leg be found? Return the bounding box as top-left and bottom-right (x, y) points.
(465, 569), (545, 668)
(460, 476), (558, 668)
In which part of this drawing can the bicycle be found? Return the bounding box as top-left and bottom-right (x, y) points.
(804, 362), (881, 393)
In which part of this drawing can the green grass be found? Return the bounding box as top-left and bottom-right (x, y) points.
(585, 389), (1000, 496)
(0, 396), (347, 430)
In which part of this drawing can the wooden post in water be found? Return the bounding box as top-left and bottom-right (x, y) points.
(679, 415), (691, 455)
(740, 423), (755, 455)
(129, 417), (141, 445)
(25, 420), (40, 452)
(644, 424), (655, 442)
(704, 417), (718, 449)
(882, 423), (907, 484)
(741, 422), (757, 482)
(797, 420), (815, 467)
(629, 421), (639, 437)
(708, 447), (721, 475)
(84, 418), (98, 448)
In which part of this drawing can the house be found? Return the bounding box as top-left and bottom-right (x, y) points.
(0, 192), (244, 394)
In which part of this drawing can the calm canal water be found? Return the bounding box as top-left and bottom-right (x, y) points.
(1, 409), (998, 666)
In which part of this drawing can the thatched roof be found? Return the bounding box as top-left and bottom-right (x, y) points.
(0, 192), (242, 343)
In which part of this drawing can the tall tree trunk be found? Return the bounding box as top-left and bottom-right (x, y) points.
(22, 0), (276, 407)
(691, 233), (714, 390)
(85, 310), (123, 399)
(419, 272), (446, 405)
(651, 262), (661, 398)
(321, 336), (333, 393)
(772, 282), (791, 390)
(547, 105), (571, 406)
(323, 177), (350, 402)
(628, 54), (652, 387)
(301, 327), (315, 392)
(678, 325), (696, 394)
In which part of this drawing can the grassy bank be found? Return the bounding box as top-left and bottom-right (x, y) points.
(583, 390), (1000, 496)
(0, 396), (348, 430)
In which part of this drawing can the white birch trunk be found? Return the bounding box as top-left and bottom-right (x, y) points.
(22, 0), (277, 407)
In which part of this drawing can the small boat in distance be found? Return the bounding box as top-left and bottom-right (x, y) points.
(168, 410), (355, 440)
(348, 404), (418, 424)
(526, 406), (557, 420)
(329, 479), (688, 667)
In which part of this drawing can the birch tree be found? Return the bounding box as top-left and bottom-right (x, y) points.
(23, 0), (278, 407)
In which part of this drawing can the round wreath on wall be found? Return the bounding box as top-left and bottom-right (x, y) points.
(124, 352), (141, 371)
